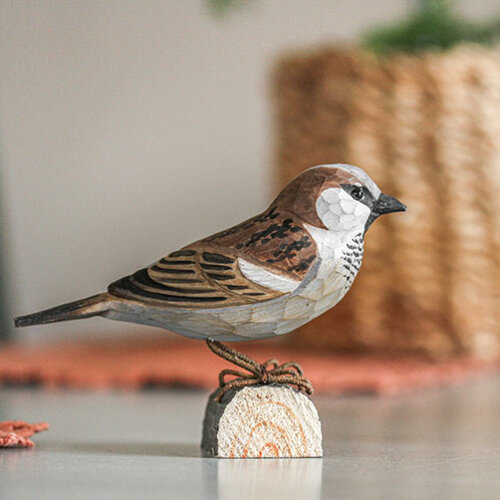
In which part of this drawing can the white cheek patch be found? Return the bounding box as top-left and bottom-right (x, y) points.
(354, 204), (367, 216)
(238, 258), (300, 292)
(322, 212), (339, 227)
(317, 197), (329, 218)
(340, 199), (356, 214)
(321, 189), (340, 204)
(317, 188), (371, 231)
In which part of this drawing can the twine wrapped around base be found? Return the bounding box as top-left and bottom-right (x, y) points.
(206, 339), (313, 402)
(274, 45), (500, 358)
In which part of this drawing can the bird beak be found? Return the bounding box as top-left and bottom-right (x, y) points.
(374, 193), (407, 215)
(365, 193), (406, 233)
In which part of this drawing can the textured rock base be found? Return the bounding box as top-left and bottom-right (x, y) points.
(201, 385), (322, 458)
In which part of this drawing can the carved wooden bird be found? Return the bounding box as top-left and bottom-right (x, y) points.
(14, 164), (405, 342)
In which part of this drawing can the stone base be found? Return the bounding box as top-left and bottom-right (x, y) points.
(201, 384), (322, 458)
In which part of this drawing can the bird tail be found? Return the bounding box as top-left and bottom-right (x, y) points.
(14, 293), (112, 328)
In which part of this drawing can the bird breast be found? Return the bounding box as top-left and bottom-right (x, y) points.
(294, 231), (364, 318)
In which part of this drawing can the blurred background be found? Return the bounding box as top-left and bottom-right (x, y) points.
(0, 0), (499, 364)
(0, 0), (410, 344)
(3, 3), (500, 493)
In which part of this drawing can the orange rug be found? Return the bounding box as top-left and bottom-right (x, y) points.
(0, 337), (497, 395)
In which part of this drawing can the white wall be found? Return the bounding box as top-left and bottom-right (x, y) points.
(0, 0), (497, 342)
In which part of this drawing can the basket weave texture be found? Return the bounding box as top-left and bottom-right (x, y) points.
(274, 46), (500, 358)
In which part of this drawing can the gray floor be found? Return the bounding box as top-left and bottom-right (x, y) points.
(1, 374), (500, 500)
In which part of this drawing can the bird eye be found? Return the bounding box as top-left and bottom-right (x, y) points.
(351, 186), (364, 200)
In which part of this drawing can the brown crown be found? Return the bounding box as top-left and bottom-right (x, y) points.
(272, 166), (359, 228)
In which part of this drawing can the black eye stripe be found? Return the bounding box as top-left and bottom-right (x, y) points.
(340, 184), (374, 209)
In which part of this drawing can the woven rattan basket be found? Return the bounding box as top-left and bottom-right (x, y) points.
(274, 46), (500, 358)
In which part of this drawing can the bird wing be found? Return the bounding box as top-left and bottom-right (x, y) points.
(108, 206), (318, 309)
(108, 248), (290, 307)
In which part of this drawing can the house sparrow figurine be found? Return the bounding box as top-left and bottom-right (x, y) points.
(15, 164), (405, 344)
(14, 164), (405, 393)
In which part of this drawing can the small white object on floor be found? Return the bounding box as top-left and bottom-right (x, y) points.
(201, 384), (322, 458)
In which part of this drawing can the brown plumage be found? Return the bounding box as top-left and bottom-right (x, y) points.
(107, 166), (359, 309)
(108, 207), (317, 308)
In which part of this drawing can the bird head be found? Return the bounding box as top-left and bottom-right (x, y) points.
(273, 164), (406, 235)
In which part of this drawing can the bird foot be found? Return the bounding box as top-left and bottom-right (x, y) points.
(205, 339), (313, 402)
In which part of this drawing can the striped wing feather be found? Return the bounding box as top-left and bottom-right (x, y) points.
(109, 206), (318, 308)
(108, 248), (284, 308)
